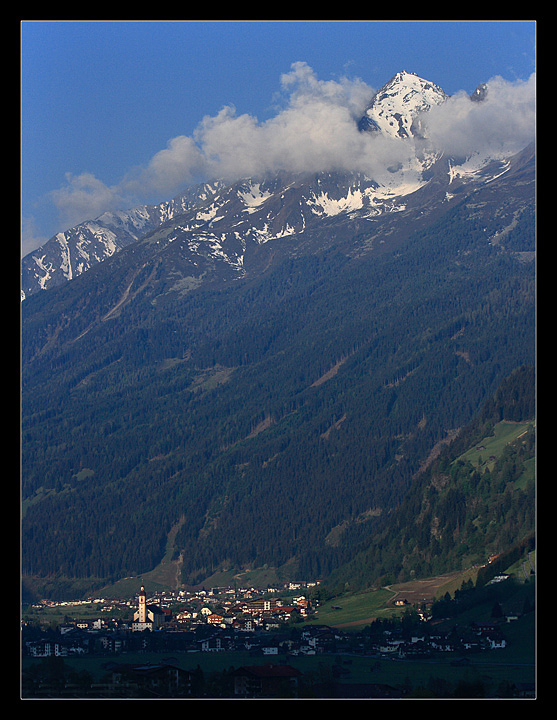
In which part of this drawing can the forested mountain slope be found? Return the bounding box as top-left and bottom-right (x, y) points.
(323, 365), (535, 594)
(21, 162), (535, 598)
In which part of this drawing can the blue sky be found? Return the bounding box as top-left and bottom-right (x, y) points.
(21, 20), (536, 254)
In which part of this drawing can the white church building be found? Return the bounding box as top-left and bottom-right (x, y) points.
(132, 585), (166, 631)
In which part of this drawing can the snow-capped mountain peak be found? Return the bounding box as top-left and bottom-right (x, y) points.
(21, 70), (532, 301)
(358, 70), (448, 139)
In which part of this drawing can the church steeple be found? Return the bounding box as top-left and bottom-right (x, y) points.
(138, 584), (147, 624)
(132, 582), (164, 632)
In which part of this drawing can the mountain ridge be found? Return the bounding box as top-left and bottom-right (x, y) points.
(21, 70), (523, 301)
(20, 70), (535, 599)
(21, 181), (226, 300)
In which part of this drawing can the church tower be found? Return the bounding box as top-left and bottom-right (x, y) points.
(137, 584), (147, 624)
(132, 583), (165, 631)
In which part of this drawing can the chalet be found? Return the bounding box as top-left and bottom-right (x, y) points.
(110, 663), (193, 695)
(232, 618), (255, 632)
(231, 664), (302, 698)
(98, 634), (127, 653)
(25, 634), (90, 657)
(488, 574), (510, 584)
(261, 645), (279, 655)
(76, 619), (102, 630)
(272, 605), (297, 620)
(410, 634), (426, 644)
(26, 640), (66, 657)
(207, 613), (225, 625)
(243, 598), (281, 614)
(484, 631), (507, 650)
(293, 596), (310, 610)
(378, 640), (403, 654)
(261, 618), (281, 631)
(200, 636), (224, 652)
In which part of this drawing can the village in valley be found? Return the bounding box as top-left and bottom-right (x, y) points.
(21, 574), (535, 698)
(23, 580), (326, 655)
(23, 578), (516, 659)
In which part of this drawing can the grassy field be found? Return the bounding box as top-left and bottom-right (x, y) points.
(458, 420), (534, 473)
(306, 588), (397, 628)
(307, 569), (479, 630)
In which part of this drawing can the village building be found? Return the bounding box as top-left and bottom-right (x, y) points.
(132, 585), (166, 632)
(108, 662), (194, 695)
(231, 664), (302, 698)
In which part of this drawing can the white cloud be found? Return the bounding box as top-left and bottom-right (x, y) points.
(49, 172), (124, 230)
(422, 73), (536, 158)
(21, 215), (48, 257)
(191, 61), (385, 179)
(34, 64), (536, 249)
(121, 135), (206, 198)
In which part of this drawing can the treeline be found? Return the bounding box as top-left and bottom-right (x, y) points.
(21, 192), (535, 592)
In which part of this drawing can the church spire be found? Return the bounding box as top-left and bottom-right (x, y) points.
(138, 584), (147, 623)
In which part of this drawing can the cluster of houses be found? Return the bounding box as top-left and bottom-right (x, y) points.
(23, 581), (533, 698)
(23, 582), (319, 658)
(176, 594), (312, 630)
(24, 584), (511, 661)
(23, 576), (524, 664)
(22, 619), (520, 698)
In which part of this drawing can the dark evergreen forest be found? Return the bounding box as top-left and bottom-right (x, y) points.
(21, 187), (535, 594)
(323, 365), (535, 593)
